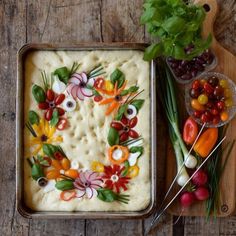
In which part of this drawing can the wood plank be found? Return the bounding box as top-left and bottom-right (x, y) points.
(0, 1), (29, 236)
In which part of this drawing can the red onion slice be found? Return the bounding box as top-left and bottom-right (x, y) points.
(81, 87), (93, 97)
(86, 187), (93, 199)
(71, 85), (78, 100)
(87, 78), (95, 87)
(68, 76), (81, 85)
(77, 87), (85, 100)
(75, 189), (86, 198)
(81, 72), (88, 83)
(71, 73), (83, 82)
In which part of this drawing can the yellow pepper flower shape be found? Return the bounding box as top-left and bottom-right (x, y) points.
(29, 118), (63, 155)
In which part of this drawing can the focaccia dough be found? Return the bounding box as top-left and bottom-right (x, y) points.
(24, 50), (151, 211)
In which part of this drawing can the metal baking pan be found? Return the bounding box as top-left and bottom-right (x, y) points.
(16, 43), (157, 219)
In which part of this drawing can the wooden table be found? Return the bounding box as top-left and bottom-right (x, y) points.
(0, 0), (235, 235)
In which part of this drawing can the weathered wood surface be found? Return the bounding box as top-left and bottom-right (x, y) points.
(0, 0), (235, 235)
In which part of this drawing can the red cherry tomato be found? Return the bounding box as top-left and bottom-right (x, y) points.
(203, 82), (214, 94)
(192, 80), (201, 90)
(45, 108), (53, 121)
(183, 117), (198, 145)
(55, 94), (65, 105)
(56, 118), (68, 130)
(94, 95), (103, 102)
(57, 107), (65, 116)
(94, 78), (105, 89)
(216, 101), (225, 111)
(46, 89), (55, 101)
(194, 110), (203, 118)
(54, 151), (64, 160)
(38, 102), (49, 110)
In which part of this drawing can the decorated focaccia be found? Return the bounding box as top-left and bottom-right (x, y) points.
(24, 50), (150, 211)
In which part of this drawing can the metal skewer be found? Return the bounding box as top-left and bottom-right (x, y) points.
(145, 136), (226, 236)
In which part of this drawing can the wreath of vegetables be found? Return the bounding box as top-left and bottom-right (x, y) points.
(26, 63), (145, 204)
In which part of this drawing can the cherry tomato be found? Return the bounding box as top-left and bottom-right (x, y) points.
(212, 115), (220, 125)
(208, 76), (219, 87)
(219, 79), (228, 88)
(38, 102), (49, 110)
(111, 121), (123, 130)
(55, 94), (65, 105)
(94, 95), (103, 102)
(189, 88), (200, 98)
(128, 130), (139, 138)
(64, 169), (79, 179)
(192, 80), (201, 90)
(206, 101), (214, 109)
(191, 99), (205, 111)
(61, 158), (71, 170)
(54, 151), (64, 161)
(46, 89), (55, 101)
(120, 132), (129, 142)
(45, 108), (53, 120)
(204, 82), (214, 94)
(56, 118), (68, 130)
(51, 159), (63, 170)
(57, 107), (65, 116)
(94, 77), (105, 89)
(201, 113), (210, 123)
(129, 117), (138, 128)
(225, 98), (233, 107)
(194, 110), (203, 118)
(204, 110), (212, 121)
(198, 94), (208, 105)
(224, 88), (232, 98)
(41, 156), (52, 167)
(220, 111), (229, 122)
(211, 108), (219, 116)
(216, 101), (225, 111)
(183, 117), (198, 145)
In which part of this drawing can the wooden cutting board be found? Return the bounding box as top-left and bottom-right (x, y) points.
(166, 0), (236, 217)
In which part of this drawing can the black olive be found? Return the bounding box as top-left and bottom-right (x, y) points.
(37, 177), (48, 187)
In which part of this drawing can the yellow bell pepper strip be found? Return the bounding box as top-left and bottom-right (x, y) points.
(91, 161), (104, 173)
(108, 145), (129, 165)
(128, 165), (139, 178)
(194, 128), (218, 158)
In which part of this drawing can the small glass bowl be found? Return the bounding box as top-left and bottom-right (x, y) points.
(167, 50), (217, 85)
(185, 72), (236, 127)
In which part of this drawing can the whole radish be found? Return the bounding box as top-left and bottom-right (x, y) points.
(192, 169), (208, 186)
(194, 186), (210, 201)
(180, 191), (195, 208)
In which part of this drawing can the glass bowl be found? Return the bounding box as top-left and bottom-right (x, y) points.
(185, 72), (236, 127)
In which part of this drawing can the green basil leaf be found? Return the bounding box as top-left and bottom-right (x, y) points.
(121, 161), (130, 177)
(128, 86), (139, 93)
(140, 7), (156, 24)
(115, 104), (128, 121)
(131, 99), (145, 111)
(97, 188), (117, 202)
(31, 163), (44, 181)
(37, 155), (50, 167)
(120, 90), (129, 96)
(50, 110), (59, 126)
(110, 69), (125, 88)
(28, 110), (39, 125)
(143, 43), (163, 61)
(55, 180), (74, 191)
(43, 144), (58, 157)
(107, 128), (119, 146)
(130, 146), (144, 157)
(54, 67), (70, 84)
(32, 84), (46, 103)
(162, 16), (186, 35)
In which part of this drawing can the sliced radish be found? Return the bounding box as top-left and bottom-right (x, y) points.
(77, 87), (85, 100)
(125, 105), (137, 119)
(128, 152), (141, 166)
(81, 87), (93, 97)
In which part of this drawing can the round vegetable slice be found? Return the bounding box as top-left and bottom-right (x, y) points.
(108, 145), (129, 164)
(183, 117), (198, 145)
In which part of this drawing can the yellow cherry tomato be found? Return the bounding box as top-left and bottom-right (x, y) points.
(191, 99), (205, 111)
(219, 79), (228, 88)
(61, 158), (71, 170)
(224, 88), (232, 98)
(105, 80), (114, 92)
(91, 161), (104, 173)
(64, 169), (79, 179)
(46, 169), (60, 179)
(51, 159), (63, 170)
(220, 111), (229, 122)
(225, 98), (233, 107)
(200, 79), (206, 86)
(128, 165), (139, 178)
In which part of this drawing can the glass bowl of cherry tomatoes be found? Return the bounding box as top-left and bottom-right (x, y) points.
(185, 72), (236, 127)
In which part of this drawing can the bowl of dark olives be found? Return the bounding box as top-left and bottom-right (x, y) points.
(185, 72), (236, 127)
(167, 48), (217, 84)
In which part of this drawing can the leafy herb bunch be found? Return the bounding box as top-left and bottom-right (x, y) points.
(141, 0), (212, 61)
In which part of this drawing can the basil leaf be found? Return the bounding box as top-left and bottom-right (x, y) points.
(28, 110), (39, 125)
(115, 104), (128, 121)
(162, 16), (186, 35)
(121, 161), (130, 177)
(110, 69), (125, 88)
(143, 43), (163, 61)
(32, 84), (46, 103)
(140, 7), (156, 24)
(50, 110), (59, 126)
(31, 163), (44, 181)
(128, 86), (139, 93)
(107, 128), (119, 146)
(120, 90), (129, 96)
(37, 155), (50, 167)
(55, 180), (74, 191)
(130, 146), (144, 157)
(97, 188), (117, 202)
(131, 99), (144, 111)
(43, 144), (58, 157)
(54, 67), (70, 84)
